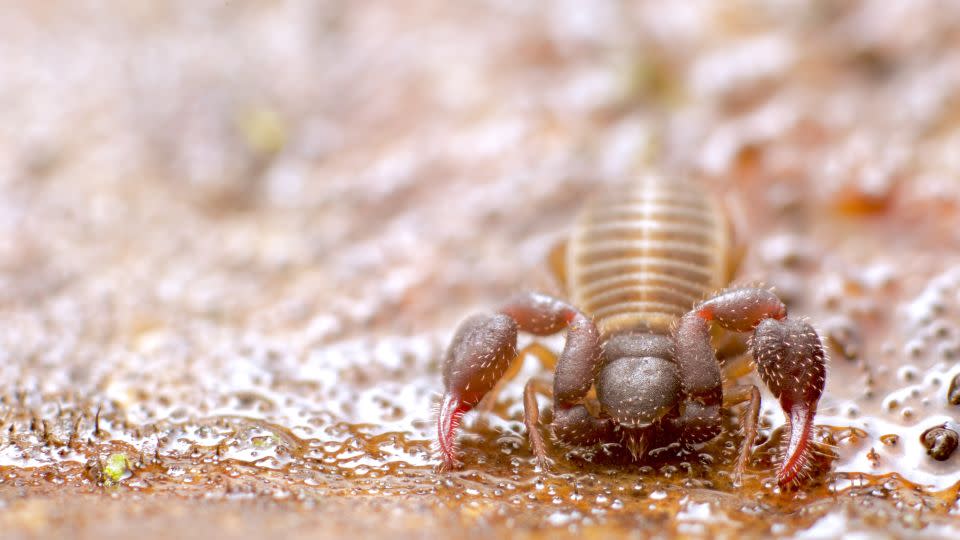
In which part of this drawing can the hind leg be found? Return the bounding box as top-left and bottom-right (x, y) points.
(724, 385), (761, 482)
(522, 378), (553, 467)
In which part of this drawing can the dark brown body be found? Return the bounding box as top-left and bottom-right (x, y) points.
(564, 176), (736, 449)
(437, 175), (828, 487)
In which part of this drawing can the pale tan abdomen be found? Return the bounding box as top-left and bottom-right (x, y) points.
(566, 176), (733, 337)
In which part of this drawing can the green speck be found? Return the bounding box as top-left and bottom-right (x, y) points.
(104, 453), (129, 484)
(251, 434), (281, 448)
(237, 106), (287, 156)
(618, 56), (684, 108)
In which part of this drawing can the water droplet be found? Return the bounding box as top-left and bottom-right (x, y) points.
(897, 366), (918, 382)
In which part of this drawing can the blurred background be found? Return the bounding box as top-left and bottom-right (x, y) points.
(2, 1), (960, 538)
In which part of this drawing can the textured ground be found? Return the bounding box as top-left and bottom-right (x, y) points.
(2, 1), (960, 538)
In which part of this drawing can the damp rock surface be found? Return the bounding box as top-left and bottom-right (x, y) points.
(3, 1), (960, 538)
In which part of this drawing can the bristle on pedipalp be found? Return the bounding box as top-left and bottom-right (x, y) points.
(435, 392), (467, 470)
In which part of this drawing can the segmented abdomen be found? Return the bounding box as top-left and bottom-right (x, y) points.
(566, 176), (733, 337)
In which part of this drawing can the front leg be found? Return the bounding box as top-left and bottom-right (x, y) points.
(752, 318), (826, 486)
(522, 380), (614, 468)
(438, 292), (606, 470)
(689, 287), (826, 486)
(438, 313), (518, 469)
(505, 294), (613, 455)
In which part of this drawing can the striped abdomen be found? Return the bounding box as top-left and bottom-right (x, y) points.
(566, 176), (734, 337)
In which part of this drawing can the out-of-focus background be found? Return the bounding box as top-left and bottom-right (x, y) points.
(2, 1), (960, 538)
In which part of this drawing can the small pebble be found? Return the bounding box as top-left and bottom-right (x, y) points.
(947, 373), (960, 406)
(921, 425), (959, 461)
(879, 434), (899, 446)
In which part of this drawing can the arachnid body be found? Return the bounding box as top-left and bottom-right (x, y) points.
(437, 175), (827, 487)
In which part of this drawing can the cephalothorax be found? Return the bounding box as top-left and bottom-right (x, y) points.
(437, 175), (827, 486)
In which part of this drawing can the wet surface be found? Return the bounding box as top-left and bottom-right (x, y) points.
(2, 1), (960, 538)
